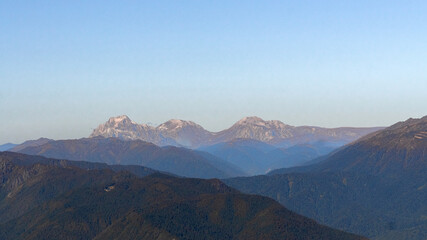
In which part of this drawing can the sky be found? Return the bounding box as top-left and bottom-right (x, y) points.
(1, 1), (427, 144)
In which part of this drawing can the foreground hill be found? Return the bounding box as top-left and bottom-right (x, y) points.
(90, 115), (382, 148)
(15, 137), (244, 179)
(225, 116), (427, 240)
(0, 152), (365, 240)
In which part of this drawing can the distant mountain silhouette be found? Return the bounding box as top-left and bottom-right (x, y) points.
(10, 137), (52, 152)
(0, 143), (17, 151)
(90, 115), (383, 148)
(0, 152), (365, 240)
(225, 116), (427, 240)
(15, 137), (245, 179)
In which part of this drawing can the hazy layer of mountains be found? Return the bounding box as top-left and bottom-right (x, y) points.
(13, 136), (346, 176)
(90, 115), (383, 148)
(225, 116), (427, 240)
(16, 137), (245, 179)
(0, 152), (365, 240)
(3, 115), (383, 176)
(0, 143), (17, 151)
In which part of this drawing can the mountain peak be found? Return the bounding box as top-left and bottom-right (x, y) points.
(90, 115), (153, 140)
(107, 115), (133, 124)
(89, 115), (382, 148)
(103, 115), (140, 129)
(235, 116), (289, 129)
(236, 116), (266, 125)
(157, 119), (200, 130)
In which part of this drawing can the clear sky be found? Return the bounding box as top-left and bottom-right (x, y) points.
(1, 1), (427, 144)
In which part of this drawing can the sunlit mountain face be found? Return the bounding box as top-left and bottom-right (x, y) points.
(90, 115), (383, 148)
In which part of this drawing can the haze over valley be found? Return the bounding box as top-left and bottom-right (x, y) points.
(1, 115), (426, 239)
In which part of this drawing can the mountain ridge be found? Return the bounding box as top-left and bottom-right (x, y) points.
(15, 137), (245, 179)
(269, 115), (427, 176)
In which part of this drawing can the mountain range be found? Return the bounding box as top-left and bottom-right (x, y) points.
(2, 115), (383, 177)
(224, 116), (427, 240)
(0, 151), (365, 240)
(90, 115), (383, 148)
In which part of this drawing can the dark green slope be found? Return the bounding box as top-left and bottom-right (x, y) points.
(0, 154), (123, 224)
(16, 137), (245, 178)
(225, 171), (426, 239)
(225, 116), (427, 240)
(0, 152), (365, 240)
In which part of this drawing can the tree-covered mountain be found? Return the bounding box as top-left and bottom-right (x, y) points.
(225, 116), (427, 240)
(14, 137), (245, 179)
(0, 152), (365, 240)
(225, 171), (426, 240)
(0, 151), (159, 178)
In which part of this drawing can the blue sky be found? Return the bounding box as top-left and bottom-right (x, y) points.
(1, 1), (427, 143)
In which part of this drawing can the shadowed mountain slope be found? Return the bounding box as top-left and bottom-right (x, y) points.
(225, 171), (426, 240)
(269, 116), (427, 176)
(0, 151), (159, 178)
